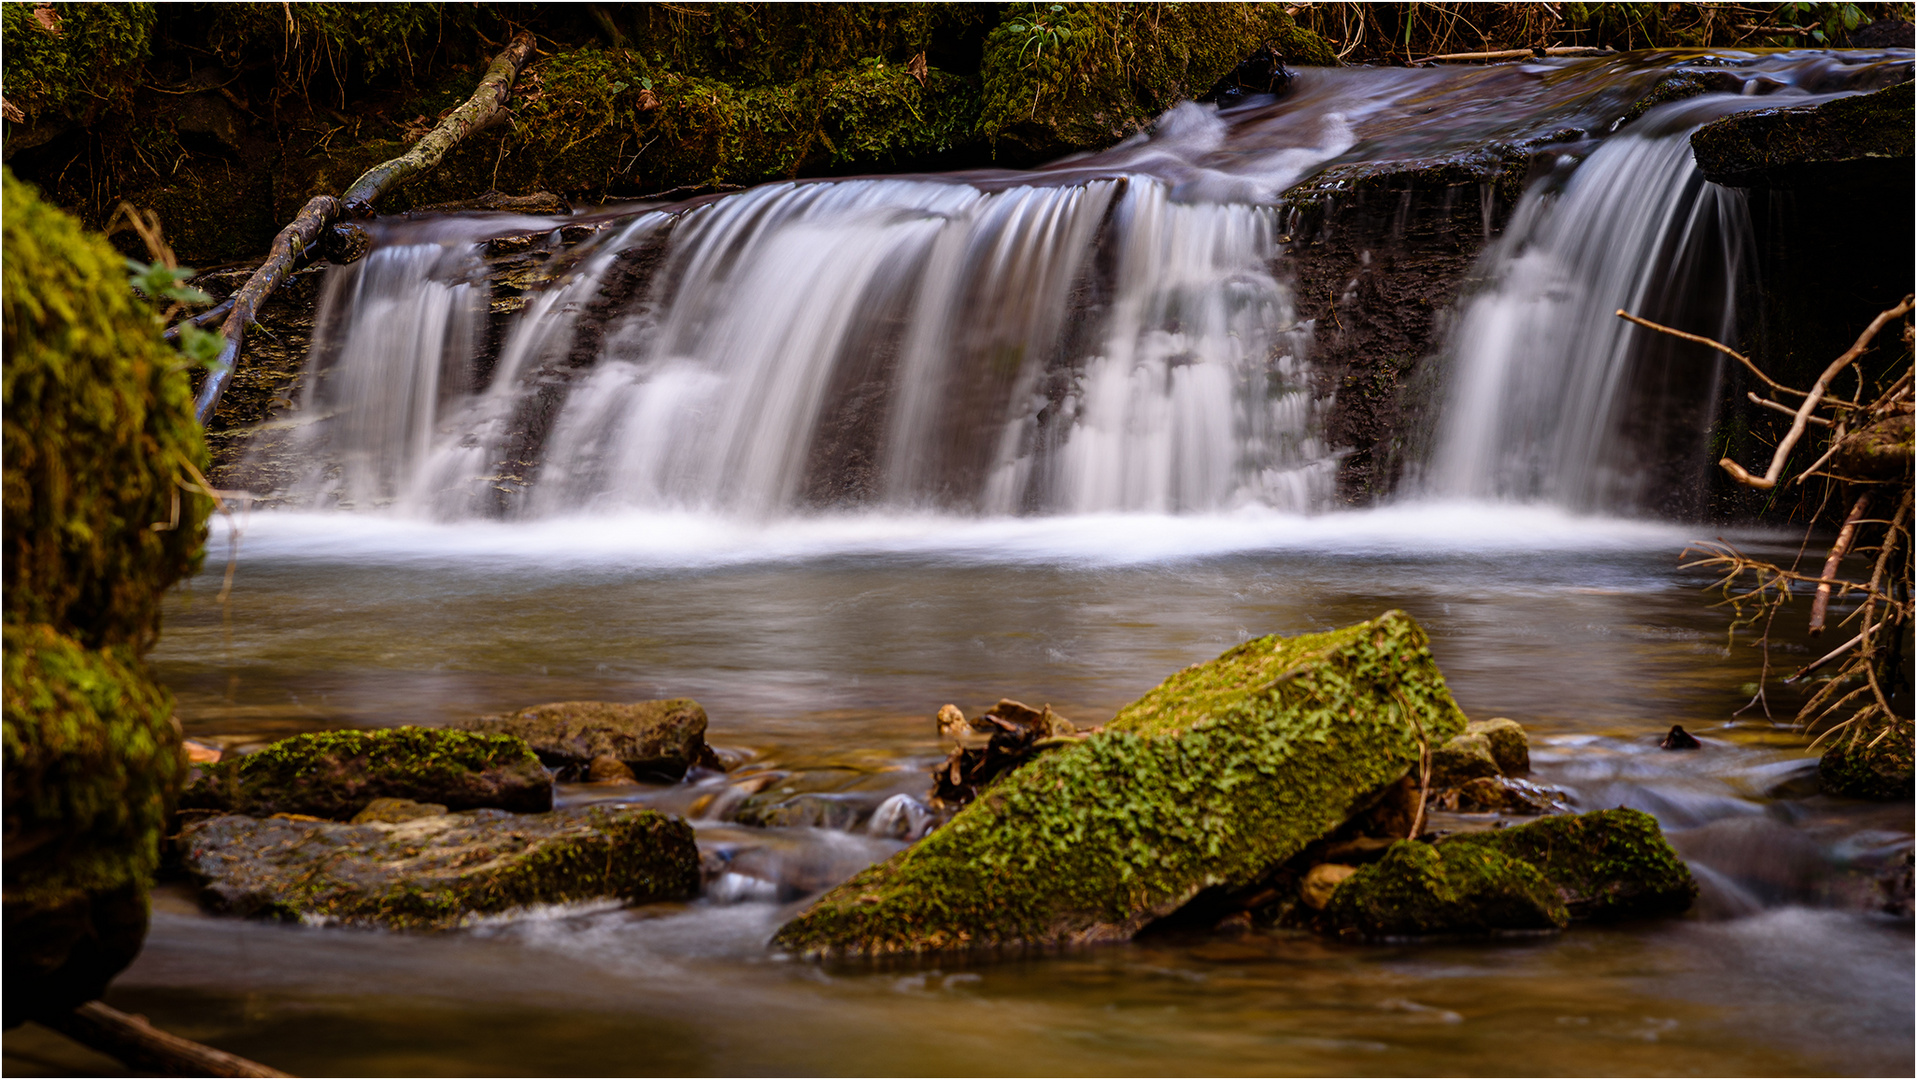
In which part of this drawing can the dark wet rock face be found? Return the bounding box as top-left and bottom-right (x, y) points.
(773, 611), (1468, 957)
(1690, 79), (1915, 188)
(181, 727), (553, 820)
(459, 698), (720, 782)
(181, 805), (699, 931)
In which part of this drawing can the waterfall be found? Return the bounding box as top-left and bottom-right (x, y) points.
(1423, 100), (1757, 513)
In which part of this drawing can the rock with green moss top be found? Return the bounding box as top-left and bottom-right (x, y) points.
(1430, 732), (1501, 787)
(1440, 808), (1696, 922)
(1820, 718), (1914, 802)
(1690, 80), (1914, 189)
(2, 623), (182, 1024)
(181, 727), (552, 821)
(1321, 839), (1568, 938)
(772, 610), (1467, 957)
(459, 699), (717, 782)
(1466, 717), (1529, 775)
(181, 805), (699, 931)
(976, 3), (1336, 163)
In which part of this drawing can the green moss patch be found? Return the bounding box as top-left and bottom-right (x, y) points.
(2, 622), (180, 909)
(977, 3), (1335, 161)
(1441, 808), (1697, 922)
(2, 169), (210, 652)
(772, 610), (1467, 957)
(181, 726), (553, 820)
(1321, 838), (1568, 938)
(0, 3), (156, 123)
(182, 805), (700, 931)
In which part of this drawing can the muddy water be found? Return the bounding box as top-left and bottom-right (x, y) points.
(69, 508), (1917, 1075)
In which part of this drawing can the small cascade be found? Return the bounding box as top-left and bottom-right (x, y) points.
(1422, 98), (1759, 513)
(292, 239), (487, 509)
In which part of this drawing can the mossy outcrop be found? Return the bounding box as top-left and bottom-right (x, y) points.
(772, 610), (1467, 957)
(1323, 809), (1697, 937)
(977, 3), (1335, 162)
(2, 170), (209, 1023)
(180, 727), (553, 820)
(0, 3), (156, 125)
(459, 698), (718, 782)
(1321, 839), (1569, 938)
(1690, 79), (1915, 189)
(180, 805), (700, 930)
(1820, 718), (1915, 802)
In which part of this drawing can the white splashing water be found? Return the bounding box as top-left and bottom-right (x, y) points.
(1425, 105), (1755, 511)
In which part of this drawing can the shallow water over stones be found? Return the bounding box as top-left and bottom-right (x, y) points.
(97, 508), (1914, 1076)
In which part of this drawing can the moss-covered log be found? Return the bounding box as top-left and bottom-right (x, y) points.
(181, 805), (699, 930)
(181, 727), (554, 820)
(772, 610), (1467, 957)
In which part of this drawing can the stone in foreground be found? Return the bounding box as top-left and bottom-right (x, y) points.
(460, 699), (718, 781)
(181, 727), (551, 820)
(772, 610), (1468, 956)
(181, 805), (699, 930)
(1322, 808), (1696, 937)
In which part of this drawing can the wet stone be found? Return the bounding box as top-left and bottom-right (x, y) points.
(1465, 717), (1530, 774)
(1429, 733), (1501, 788)
(350, 797), (448, 824)
(459, 699), (719, 782)
(181, 805), (700, 931)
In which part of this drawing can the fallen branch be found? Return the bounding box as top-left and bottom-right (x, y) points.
(192, 31), (538, 424)
(44, 1001), (291, 1078)
(1787, 621), (1880, 683)
(1414, 46), (1609, 63)
(1809, 493), (1871, 635)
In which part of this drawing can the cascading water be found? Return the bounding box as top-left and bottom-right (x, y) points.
(1422, 98), (1759, 513)
(251, 50), (1911, 523)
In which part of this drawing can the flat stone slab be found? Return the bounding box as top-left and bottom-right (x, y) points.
(181, 805), (699, 930)
(1691, 80), (1913, 188)
(773, 610), (1468, 956)
(181, 727), (551, 820)
(459, 699), (717, 781)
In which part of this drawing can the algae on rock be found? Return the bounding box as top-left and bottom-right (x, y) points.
(181, 727), (553, 821)
(181, 805), (700, 931)
(772, 610), (1467, 957)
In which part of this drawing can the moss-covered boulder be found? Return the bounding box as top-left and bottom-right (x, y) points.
(1820, 718), (1915, 801)
(1324, 809), (1696, 938)
(1690, 80), (1915, 189)
(181, 727), (553, 821)
(181, 805), (699, 930)
(2, 623), (181, 1024)
(977, 3), (1335, 162)
(1321, 839), (1569, 938)
(772, 610), (1467, 957)
(458, 699), (717, 782)
(1429, 731), (1501, 787)
(2, 169), (210, 650)
(1466, 717), (1529, 775)
(2, 169), (209, 1024)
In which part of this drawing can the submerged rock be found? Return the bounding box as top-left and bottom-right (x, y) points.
(1322, 808), (1695, 937)
(460, 698), (719, 782)
(181, 727), (552, 821)
(181, 805), (699, 930)
(772, 610), (1468, 957)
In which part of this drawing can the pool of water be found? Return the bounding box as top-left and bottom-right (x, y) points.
(36, 504), (1914, 1076)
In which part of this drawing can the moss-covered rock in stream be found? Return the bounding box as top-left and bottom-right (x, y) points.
(771, 610), (1467, 957)
(1324, 809), (1697, 938)
(459, 698), (719, 782)
(2, 623), (182, 1023)
(976, 3), (1335, 163)
(1690, 79), (1915, 189)
(1320, 839), (1569, 938)
(181, 727), (553, 821)
(1820, 717), (1915, 802)
(181, 805), (700, 930)
(2, 169), (208, 1024)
